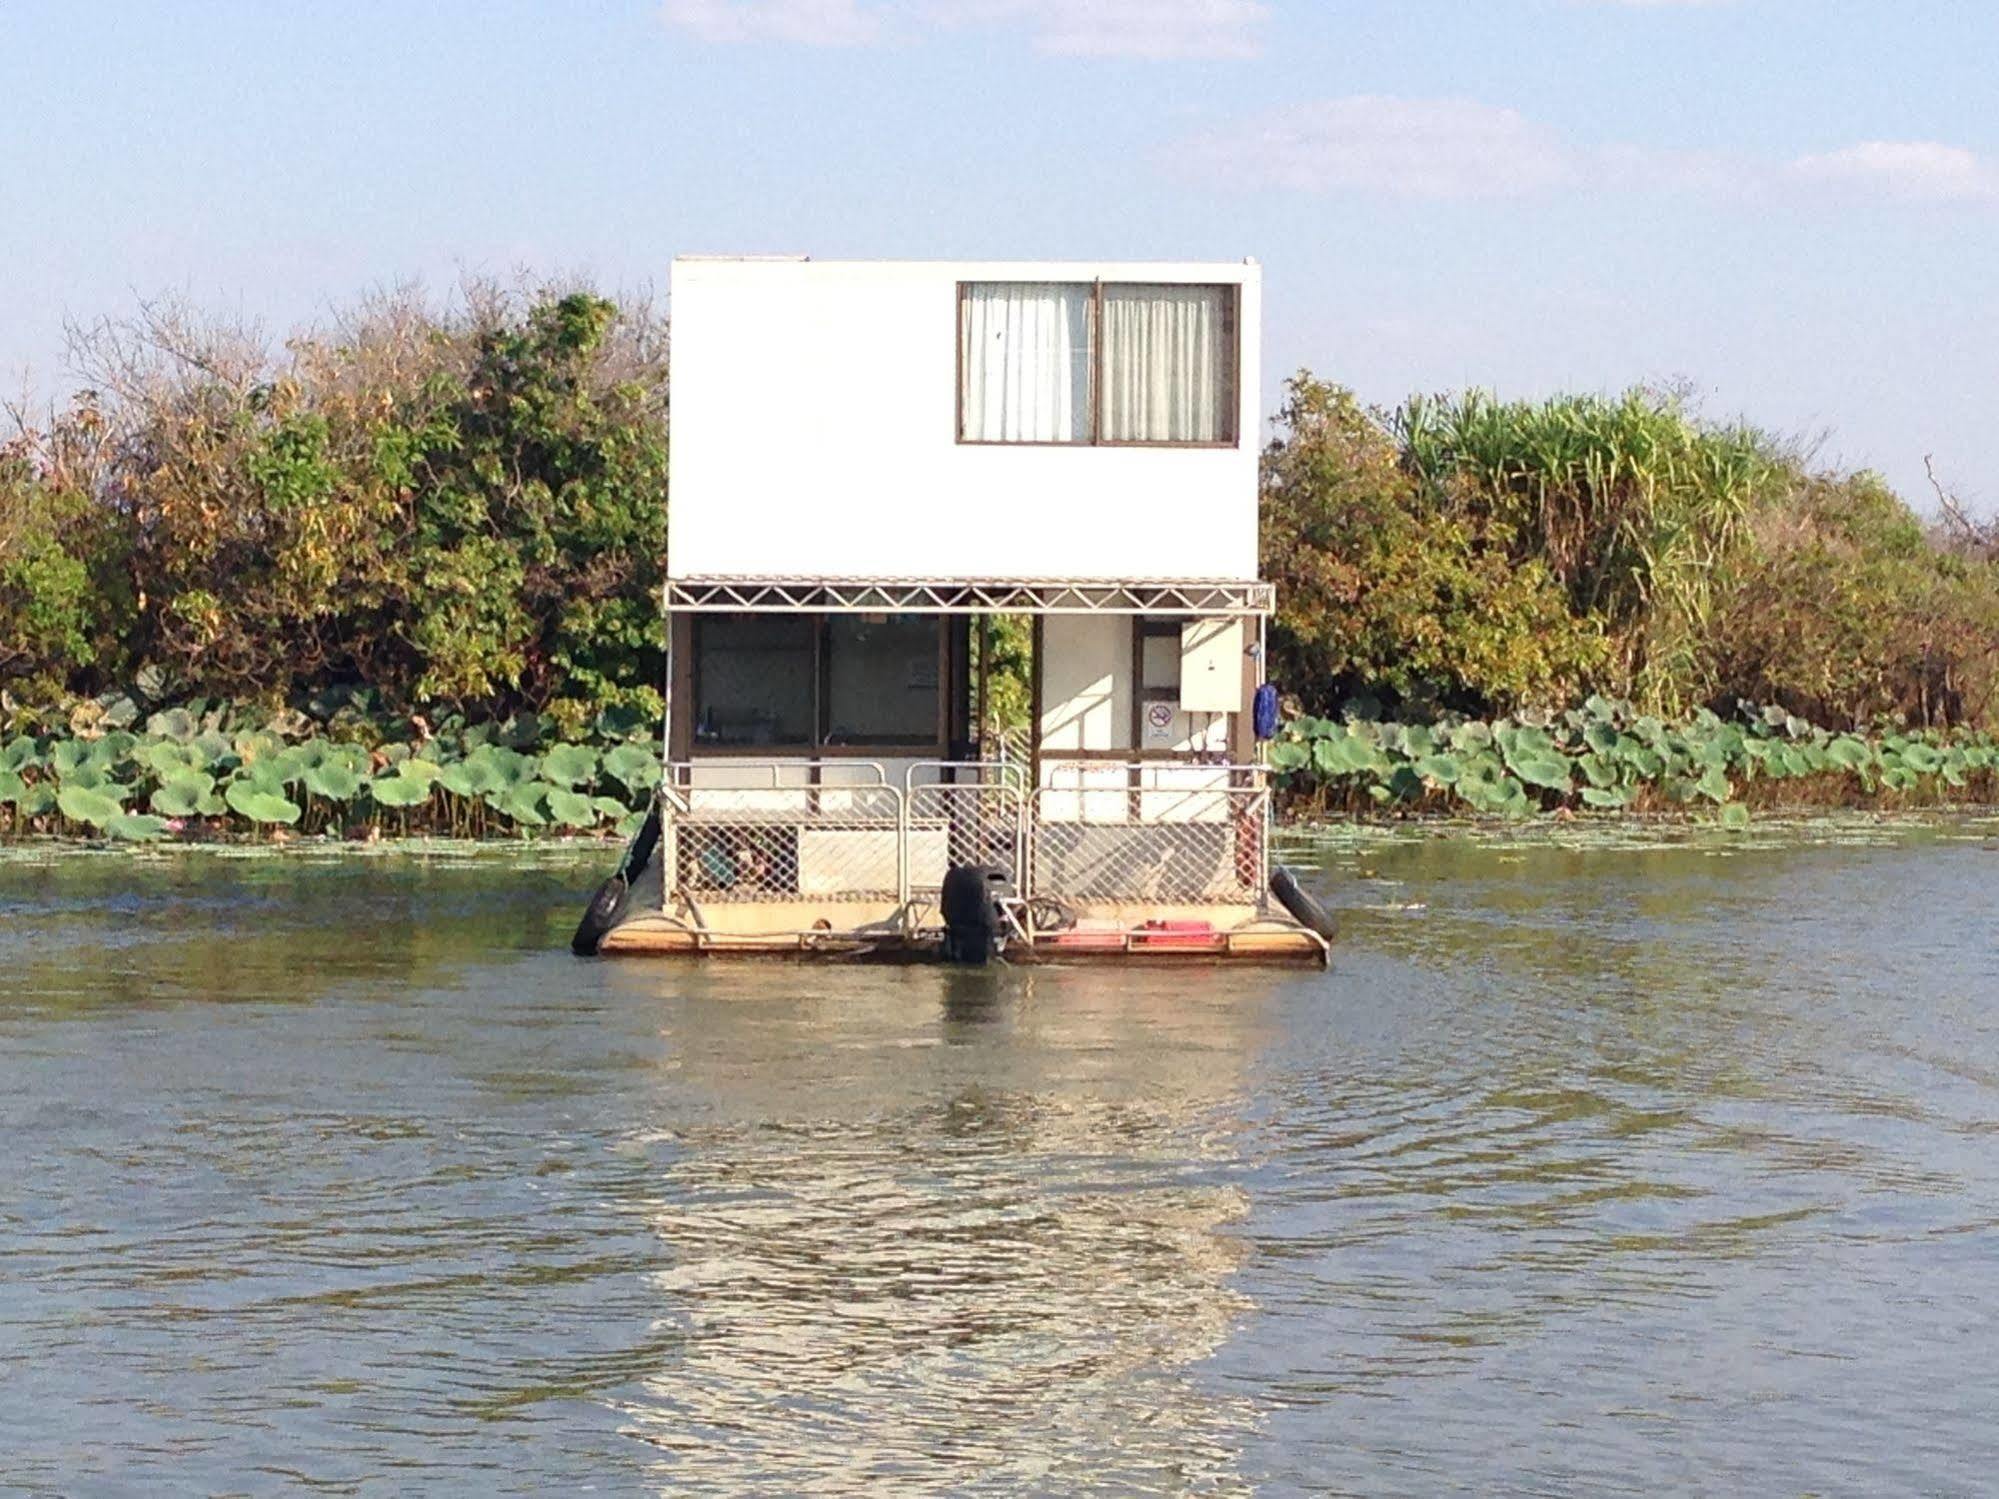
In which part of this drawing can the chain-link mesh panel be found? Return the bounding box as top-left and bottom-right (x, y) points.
(1029, 772), (1269, 905)
(670, 783), (906, 903)
(906, 780), (1026, 897)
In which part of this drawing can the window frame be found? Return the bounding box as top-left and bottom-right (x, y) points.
(689, 613), (818, 751)
(820, 614), (948, 750)
(687, 613), (953, 758)
(955, 280), (1240, 451)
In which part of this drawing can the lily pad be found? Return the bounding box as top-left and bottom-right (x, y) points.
(545, 788), (599, 827)
(50, 740), (93, 778)
(13, 783), (56, 819)
(225, 781), (302, 825)
(57, 784), (126, 828)
(1899, 743), (1943, 776)
(494, 782), (549, 827)
(1511, 754), (1574, 793)
(1414, 753), (1462, 786)
(1449, 720), (1493, 751)
(1577, 753), (1620, 789)
(152, 772), (221, 818)
(1268, 739), (1309, 773)
(1694, 764), (1733, 804)
(304, 762), (366, 801)
(369, 772), (433, 808)
(145, 708), (199, 743)
(601, 743), (661, 794)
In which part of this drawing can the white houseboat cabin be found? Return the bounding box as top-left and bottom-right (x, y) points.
(581, 256), (1334, 964)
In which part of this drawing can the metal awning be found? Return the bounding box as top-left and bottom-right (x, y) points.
(663, 577), (1275, 617)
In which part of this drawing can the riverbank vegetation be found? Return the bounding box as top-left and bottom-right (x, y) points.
(1260, 379), (1998, 733)
(4, 285), (1995, 839)
(0, 698), (658, 842)
(1270, 698), (1995, 823)
(2, 282), (668, 728)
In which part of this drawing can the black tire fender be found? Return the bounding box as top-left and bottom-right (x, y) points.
(571, 874), (630, 957)
(1271, 865), (1339, 942)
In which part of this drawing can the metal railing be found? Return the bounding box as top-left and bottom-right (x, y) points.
(666, 769), (905, 904)
(1029, 763), (1270, 906)
(658, 760), (1271, 920)
(674, 758), (890, 788)
(904, 764), (1028, 902)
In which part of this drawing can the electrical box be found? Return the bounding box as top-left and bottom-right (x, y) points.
(1179, 619), (1245, 714)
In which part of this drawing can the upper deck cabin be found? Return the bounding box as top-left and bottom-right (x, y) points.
(668, 256), (1262, 585)
(595, 258), (1322, 963)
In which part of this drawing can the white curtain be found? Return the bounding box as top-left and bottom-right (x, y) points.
(961, 282), (1094, 443)
(1101, 284), (1228, 443)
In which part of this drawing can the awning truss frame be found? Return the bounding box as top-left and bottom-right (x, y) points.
(663, 576), (1275, 618)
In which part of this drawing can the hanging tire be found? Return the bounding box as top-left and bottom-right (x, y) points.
(571, 875), (630, 957)
(570, 799), (663, 958)
(1271, 865), (1338, 942)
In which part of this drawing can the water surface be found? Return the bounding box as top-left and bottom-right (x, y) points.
(3, 821), (1996, 1494)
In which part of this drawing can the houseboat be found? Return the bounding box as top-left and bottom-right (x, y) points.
(577, 257), (1334, 965)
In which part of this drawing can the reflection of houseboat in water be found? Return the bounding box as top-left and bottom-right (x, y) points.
(576, 257), (1334, 965)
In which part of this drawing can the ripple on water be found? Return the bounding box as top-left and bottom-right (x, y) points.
(1, 829), (1996, 1493)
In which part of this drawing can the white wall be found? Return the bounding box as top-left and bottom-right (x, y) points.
(1038, 617), (1131, 753)
(1038, 616), (1235, 764)
(668, 258), (1262, 582)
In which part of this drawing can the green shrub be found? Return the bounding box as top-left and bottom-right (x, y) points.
(1397, 386), (1773, 712)
(1265, 376), (1997, 734)
(29, 284), (668, 729)
(1261, 378), (1607, 718)
(1705, 471), (1999, 730)
(0, 405), (132, 702)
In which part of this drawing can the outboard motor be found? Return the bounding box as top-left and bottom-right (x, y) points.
(939, 864), (1014, 965)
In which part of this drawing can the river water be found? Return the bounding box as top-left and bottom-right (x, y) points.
(2, 819), (1996, 1495)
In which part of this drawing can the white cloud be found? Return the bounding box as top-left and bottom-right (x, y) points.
(927, 0), (1268, 59)
(1182, 96), (1579, 199)
(1180, 97), (1998, 210)
(1792, 141), (1999, 203)
(660, 0), (881, 45)
(659, 0), (1269, 57)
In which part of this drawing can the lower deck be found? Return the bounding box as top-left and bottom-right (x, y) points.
(599, 901), (1329, 965)
(612, 587), (1322, 967)
(590, 759), (1332, 967)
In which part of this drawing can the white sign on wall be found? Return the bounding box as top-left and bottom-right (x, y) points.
(1179, 619), (1245, 713)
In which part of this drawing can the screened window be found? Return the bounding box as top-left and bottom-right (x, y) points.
(691, 614), (945, 751)
(692, 616), (814, 747)
(959, 281), (1235, 446)
(824, 616), (941, 746)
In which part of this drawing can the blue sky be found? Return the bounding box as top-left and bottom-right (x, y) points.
(3, 0), (1994, 510)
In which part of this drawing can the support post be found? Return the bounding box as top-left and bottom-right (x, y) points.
(660, 600), (675, 786)
(976, 612), (990, 762)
